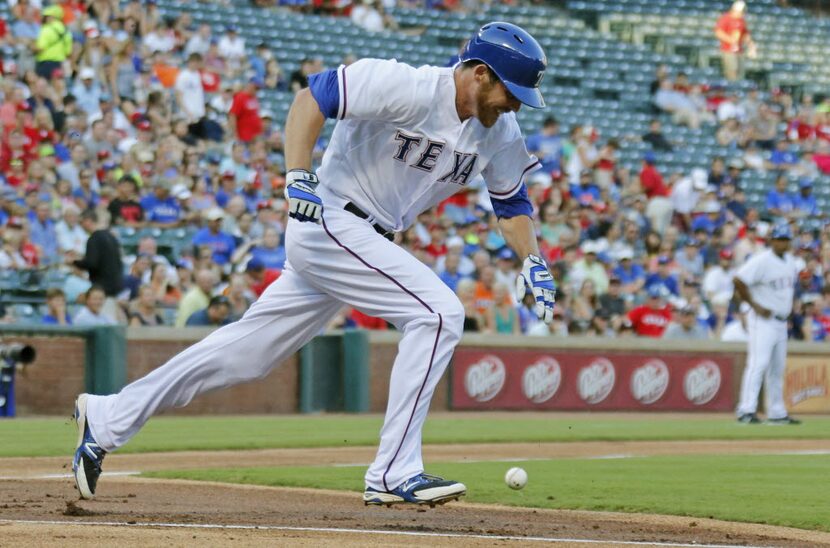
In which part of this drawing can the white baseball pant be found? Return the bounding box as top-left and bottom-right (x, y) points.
(736, 311), (789, 419)
(85, 205), (465, 491)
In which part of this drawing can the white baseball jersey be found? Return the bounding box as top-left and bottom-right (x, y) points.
(316, 59), (540, 231)
(734, 249), (799, 318)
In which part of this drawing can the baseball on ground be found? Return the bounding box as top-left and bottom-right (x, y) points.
(504, 467), (528, 490)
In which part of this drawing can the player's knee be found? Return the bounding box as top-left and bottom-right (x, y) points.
(438, 299), (465, 342)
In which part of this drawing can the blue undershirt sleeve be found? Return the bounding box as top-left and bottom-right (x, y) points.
(308, 69), (340, 119)
(490, 183), (533, 219)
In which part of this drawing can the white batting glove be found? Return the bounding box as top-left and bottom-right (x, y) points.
(516, 254), (557, 324)
(285, 169), (322, 223)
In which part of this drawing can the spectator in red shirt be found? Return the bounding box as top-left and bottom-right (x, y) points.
(714, 1), (756, 81)
(627, 286), (673, 337)
(640, 152), (672, 235)
(229, 76), (264, 143)
(245, 257), (280, 297)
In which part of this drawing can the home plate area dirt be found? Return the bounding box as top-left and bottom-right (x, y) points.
(2, 440), (830, 547)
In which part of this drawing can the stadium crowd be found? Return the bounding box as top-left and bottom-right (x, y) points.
(0, 0), (829, 342)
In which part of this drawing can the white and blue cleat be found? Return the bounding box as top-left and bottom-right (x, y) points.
(72, 393), (106, 500)
(363, 473), (466, 508)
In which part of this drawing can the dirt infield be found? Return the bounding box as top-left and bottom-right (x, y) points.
(2, 440), (830, 546)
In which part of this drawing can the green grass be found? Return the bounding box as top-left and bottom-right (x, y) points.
(2, 414), (829, 458)
(146, 454), (830, 532)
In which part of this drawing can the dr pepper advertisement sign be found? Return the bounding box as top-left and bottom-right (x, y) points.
(452, 349), (733, 411)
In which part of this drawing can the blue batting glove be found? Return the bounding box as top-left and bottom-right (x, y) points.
(516, 254), (557, 324)
(285, 169), (322, 223)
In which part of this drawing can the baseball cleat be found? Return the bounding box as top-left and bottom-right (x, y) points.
(737, 413), (761, 424)
(363, 473), (466, 507)
(72, 394), (106, 499)
(765, 416), (801, 425)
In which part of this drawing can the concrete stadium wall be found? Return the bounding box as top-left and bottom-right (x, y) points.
(6, 329), (829, 416)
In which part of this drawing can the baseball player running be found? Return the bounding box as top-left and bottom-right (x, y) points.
(72, 22), (556, 506)
(733, 223), (801, 425)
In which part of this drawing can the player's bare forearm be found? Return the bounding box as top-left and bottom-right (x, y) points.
(285, 88), (326, 172)
(497, 214), (540, 259)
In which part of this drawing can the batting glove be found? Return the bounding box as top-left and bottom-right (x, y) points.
(285, 169), (322, 223)
(516, 254), (557, 324)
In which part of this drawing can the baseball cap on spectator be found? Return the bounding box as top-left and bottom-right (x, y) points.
(497, 248), (515, 261)
(51, 67), (64, 80)
(719, 248), (734, 260)
(580, 241), (598, 254)
(42, 5), (64, 19)
(691, 168), (708, 190)
(799, 178), (813, 189)
(249, 75), (264, 88)
(39, 144), (56, 157)
(137, 150), (154, 163)
(727, 158), (744, 170)
(221, 169), (235, 179)
(678, 304), (696, 315)
(172, 183), (192, 200)
(99, 93), (113, 104)
(246, 257), (265, 272)
(84, 21), (100, 39)
(609, 276), (621, 285)
(261, 110), (274, 120)
(647, 285), (663, 298)
(206, 152), (223, 164)
(16, 102), (31, 113)
(6, 216), (24, 229)
(136, 119), (152, 132)
(204, 208), (225, 222)
(155, 176), (173, 190)
(643, 151), (657, 165)
(657, 255), (670, 265)
(701, 201), (721, 214)
(79, 67), (96, 80)
(446, 236), (464, 249)
(618, 249), (634, 261)
(226, 25), (238, 33)
(1, 188), (18, 201)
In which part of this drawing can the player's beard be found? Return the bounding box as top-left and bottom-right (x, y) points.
(474, 81), (501, 128)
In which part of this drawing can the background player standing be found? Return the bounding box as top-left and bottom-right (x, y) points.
(733, 223), (801, 425)
(72, 22), (557, 506)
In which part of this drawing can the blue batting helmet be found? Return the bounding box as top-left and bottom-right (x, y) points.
(770, 223), (792, 240)
(460, 22), (547, 109)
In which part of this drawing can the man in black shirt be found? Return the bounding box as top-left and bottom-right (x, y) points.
(73, 209), (125, 322)
(598, 277), (627, 330)
(108, 175), (144, 227)
(642, 119), (674, 152)
(289, 57), (322, 93)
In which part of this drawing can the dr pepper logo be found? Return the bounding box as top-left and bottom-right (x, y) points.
(683, 360), (722, 405)
(577, 358), (616, 404)
(464, 355), (506, 402)
(630, 359), (670, 405)
(522, 357), (562, 403)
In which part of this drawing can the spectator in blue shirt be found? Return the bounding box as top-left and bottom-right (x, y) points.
(140, 177), (182, 227)
(691, 201), (724, 234)
(232, 225), (286, 270)
(437, 252), (469, 292)
(768, 140), (798, 170)
(793, 179), (819, 218)
(525, 116), (563, 179)
(765, 174), (795, 217)
(645, 255), (679, 296)
(72, 168), (101, 209)
(185, 295), (232, 326)
(192, 208), (237, 266)
(42, 288), (72, 325)
(28, 202), (58, 265)
(570, 169), (602, 207)
(214, 171), (239, 208)
(611, 250), (645, 293)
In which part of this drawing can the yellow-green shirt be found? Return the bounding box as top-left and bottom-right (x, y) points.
(35, 21), (72, 62)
